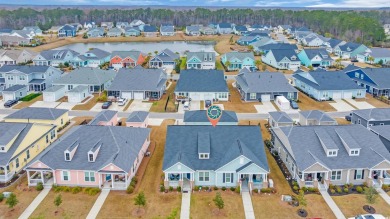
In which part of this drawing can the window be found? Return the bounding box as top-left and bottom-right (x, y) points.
(355, 169), (364, 180)
(15, 158), (19, 168)
(61, 118), (63, 125)
(50, 130), (56, 140)
(19, 92), (22, 96)
(350, 149), (359, 156)
(224, 173), (233, 183)
(84, 171), (95, 182)
(68, 85), (73, 90)
(328, 150), (337, 157)
(360, 74), (364, 80)
(250, 93), (256, 100)
(62, 171), (70, 181)
(357, 90), (362, 96)
(331, 170), (341, 180)
(355, 72), (359, 78)
(287, 92), (293, 99)
(65, 152), (70, 161)
(46, 135), (49, 143)
(0, 146), (4, 151)
(218, 93), (227, 99)
(358, 119), (361, 124)
(199, 153), (209, 159)
(89, 153), (94, 162)
(323, 92), (329, 98)
(19, 76), (25, 80)
(198, 171), (210, 182)
(380, 123), (385, 126)
(26, 150), (30, 159)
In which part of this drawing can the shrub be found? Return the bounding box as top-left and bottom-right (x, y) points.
(382, 184), (389, 191)
(330, 189), (336, 194)
(253, 188), (258, 193)
(221, 187), (227, 191)
(169, 186), (173, 192)
(0, 193), (3, 202)
(127, 185), (135, 194)
(313, 188), (319, 193)
(329, 184), (335, 190)
(177, 186), (181, 192)
(301, 187), (307, 192)
(63, 186), (71, 192)
(84, 187), (100, 196)
(235, 186), (240, 193)
(292, 181), (298, 187)
(132, 177), (138, 184)
(72, 186), (82, 194)
(19, 93), (41, 102)
(230, 187), (235, 192)
(336, 186), (342, 193)
(203, 186), (209, 191)
(293, 186), (299, 191)
(160, 185), (165, 192)
(363, 182), (368, 188)
(194, 186), (200, 191)
(213, 186), (218, 191)
(349, 183), (354, 188)
(356, 186), (363, 193)
(36, 182), (44, 191)
(260, 188), (271, 193)
(307, 187), (315, 193)
(343, 188), (349, 193)
(130, 181), (136, 187)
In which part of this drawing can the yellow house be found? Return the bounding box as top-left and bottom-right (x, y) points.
(0, 122), (57, 183)
(4, 107), (69, 130)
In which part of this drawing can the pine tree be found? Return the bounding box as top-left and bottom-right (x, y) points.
(134, 191), (146, 211)
(54, 194), (62, 210)
(213, 192), (224, 211)
(6, 193), (18, 210)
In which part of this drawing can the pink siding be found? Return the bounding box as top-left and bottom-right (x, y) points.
(126, 116), (149, 128)
(98, 114), (118, 126)
(100, 163), (124, 172)
(127, 139), (150, 179)
(54, 170), (100, 186)
(28, 161), (50, 169)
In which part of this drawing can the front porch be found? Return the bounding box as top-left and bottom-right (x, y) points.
(27, 169), (54, 186)
(238, 173), (268, 193)
(99, 172), (128, 190)
(0, 166), (15, 183)
(298, 171), (329, 190)
(29, 81), (46, 92)
(164, 172), (194, 192)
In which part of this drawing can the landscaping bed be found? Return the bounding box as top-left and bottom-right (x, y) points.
(328, 183), (367, 196)
(19, 93), (41, 101)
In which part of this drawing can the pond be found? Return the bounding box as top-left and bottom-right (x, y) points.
(56, 41), (217, 55)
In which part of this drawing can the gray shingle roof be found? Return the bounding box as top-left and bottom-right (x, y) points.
(111, 50), (142, 60)
(160, 25), (174, 33)
(371, 126), (390, 141)
(218, 23), (232, 28)
(327, 38), (344, 48)
(299, 110), (336, 123)
(53, 68), (116, 86)
(235, 71), (297, 93)
(368, 48), (390, 58)
(126, 111), (149, 123)
(352, 68), (390, 89)
(184, 110), (238, 123)
(3, 84), (26, 92)
(273, 125), (390, 171)
(88, 110), (117, 125)
(338, 42), (364, 52)
(269, 111), (293, 123)
(163, 125), (269, 172)
(144, 25), (157, 32)
(84, 48), (111, 59)
(38, 49), (79, 61)
(186, 52), (215, 63)
(269, 49), (299, 62)
(0, 65), (50, 74)
(293, 70), (362, 91)
(34, 125), (151, 172)
(153, 49), (179, 62)
(68, 85), (88, 93)
(234, 25), (248, 32)
(5, 107), (67, 120)
(223, 52), (255, 62)
(0, 123), (33, 165)
(352, 108), (390, 121)
(186, 26), (200, 32)
(108, 67), (166, 92)
(44, 85), (65, 92)
(301, 48), (333, 61)
(175, 69), (228, 92)
(258, 43), (297, 51)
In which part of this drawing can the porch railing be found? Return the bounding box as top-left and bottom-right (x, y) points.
(29, 178), (42, 185)
(0, 171), (15, 182)
(384, 178), (390, 185)
(305, 181), (314, 187)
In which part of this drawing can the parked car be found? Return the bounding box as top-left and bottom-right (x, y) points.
(345, 113), (352, 121)
(117, 98), (127, 106)
(102, 101), (112, 109)
(348, 214), (385, 219)
(4, 99), (18, 108)
(205, 100), (212, 108)
(183, 101), (190, 110)
(290, 100), (299, 109)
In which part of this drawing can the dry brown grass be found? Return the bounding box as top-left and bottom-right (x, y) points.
(149, 82), (177, 113)
(222, 80), (258, 113)
(190, 191), (245, 219)
(0, 176), (40, 219)
(335, 118), (351, 125)
(71, 94), (98, 110)
(361, 94), (390, 108)
(97, 120), (182, 219)
(30, 190), (99, 218)
(332, 194), (390, 217)
(123, 99), (134, 112)
(298, 92), (336, 112)
(12, 95), (43, 109)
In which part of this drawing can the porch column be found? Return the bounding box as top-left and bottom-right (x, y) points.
(346, 169), (350, 183)
(264, 173), (267, 182)
(111, 174), (114, 188)
(41, 171), (44, 184)
(301, 171), (304, 181)
(164, 173), (168, 181)
(125, 174), (128, 187)
(27, 170), (31, 186)
(368, 169), (372, 179)
(379, 170), (384, 179)
(325, 172), (329, 180)
(53, 171), (57, 184)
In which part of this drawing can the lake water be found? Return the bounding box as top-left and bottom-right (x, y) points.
(56, 41), (217, 55)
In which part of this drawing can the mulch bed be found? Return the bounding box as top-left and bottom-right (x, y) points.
(297, 209), (308, 217)
(363, 205), (376, 214)
(328, 185), (367, 196)
(132, 208), (146, 217)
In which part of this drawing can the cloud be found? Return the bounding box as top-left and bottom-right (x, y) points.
(307, 0), (390, 7)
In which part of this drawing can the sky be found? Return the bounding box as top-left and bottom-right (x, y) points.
(2, 0), (390, 8)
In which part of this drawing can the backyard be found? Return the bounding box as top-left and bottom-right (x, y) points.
(148, 82), (177, 112)
(297, 92), (336, 112)
(222, 80), (259, 113)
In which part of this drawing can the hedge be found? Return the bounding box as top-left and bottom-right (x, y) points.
(20, 93), (41, 101)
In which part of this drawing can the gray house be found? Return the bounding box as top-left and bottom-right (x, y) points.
(235, 71), (298, 102)
(184, 110), (238, 125)
(216, 23), (233, 34)
(186, 52), (216, 70)
(351, 108), (390, 128)
(149, 49), (179, 69)
(268, 111), (293, 128)
(160, 24), (175, 36)
(107, 66), (167, 100)
(185, 26), (201, 36)
(163, 125), (270, 192)
(87, 27), (105, 38)
(2, 85), (27, 101)
(271, 125), (390, 189)
(107, 27), (123, 37)
(33, 49), (79, 67)
(298, 110), (337, 126)
(371, 126), (390, 152)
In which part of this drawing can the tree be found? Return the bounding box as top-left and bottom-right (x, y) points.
(378, 59), (384, 66)
(154, 51), (158, 55)
(335, 58), (342, 67)
(368, 56), (375, 64)
(255, 60), (262, 69)
(213, 192), (224, 211)
(83, 32), (88, 39)
(134, 191), (146, 211)
(6, 193), (18, 210)
(261, 64), (267, 71)
(224, 61), (231, 71)
(248, 45), (254, 51)
(308, 65), (313, 71)
(297, 190), (307, 212)
(364, 186), (378, 211)
(54, 194), (62, 210)
(229, 36), (234, 45)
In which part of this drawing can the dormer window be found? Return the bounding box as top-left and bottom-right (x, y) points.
(291, 56), (296, 61)
(65, 152), (71, 161)
(0, 146), (5, 152)
(88, 153), (95, 162)
(199, 153), (209, 159)
(349, 149), (360, 156)
(327, 150), (337, 157)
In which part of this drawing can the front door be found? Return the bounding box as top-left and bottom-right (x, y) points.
(317, 173), (323, 182)
(106, 174), (111, 181)
(186, 173), (191, 180)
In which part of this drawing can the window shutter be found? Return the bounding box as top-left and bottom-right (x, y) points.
(361, 170), (364, 179)
(223, 173), (225, 183)
(354, 170), (357, 180)
(230, 173), (234, 183)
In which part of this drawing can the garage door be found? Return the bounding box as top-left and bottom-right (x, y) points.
(43, 93), (56, 102)
(190, 93), (201, 101)
(68, 94), (80, 103)
(133, 92), (144, 100)
(3, 94), (14, 102)
(332, 92), (342, 100)
(343, 91), (352, 99)
(204, 93), (214, 101)
(261, 94), (270, 102)
(121, 92), (132, 99)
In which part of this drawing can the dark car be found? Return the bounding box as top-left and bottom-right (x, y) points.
(101, 101), (112, 109)
(290, 100), (299, 109)
(345, 114), (352, 121)
(205, 100), (212, 108)
(4, 99), (18, 108)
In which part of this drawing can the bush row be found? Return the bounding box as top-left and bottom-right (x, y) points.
(126, 176), (138, 194)
(20, 93), (41, 102)
(52, 184), (100, 195)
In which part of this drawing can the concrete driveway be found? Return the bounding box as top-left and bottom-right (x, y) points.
(190, 101), (200, 111)
(30, 101), (59, 108)
(329, 99), (355, 112)
(91, 103), (104, 112)
(127, 100), (152, 112)
(254, 102), (277, 113)
(56, 102), (77, 110)
(344, 99), (374, 109)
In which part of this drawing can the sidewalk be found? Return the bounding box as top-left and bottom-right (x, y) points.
(320, 190), (346, 219)
(241, 192), (255, 219)
(180, 192), (190, 219)
(19, 188), (51, 219)
(86, 189), (110, 219)
(376, 187), (390, 205)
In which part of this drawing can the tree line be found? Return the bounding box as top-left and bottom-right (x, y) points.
(0, 7), (387, 45)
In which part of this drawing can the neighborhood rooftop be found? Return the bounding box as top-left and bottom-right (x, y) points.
(126, 111), (149, 123)
(184, 110), (238, 123)
(352, 108), (390, 121)
(235, 71), (297, 93)
(175, 69), (228, 92)
(88, 110), (117, 125)
(5, 107), (68, 120)
(53, 67), (116, 85)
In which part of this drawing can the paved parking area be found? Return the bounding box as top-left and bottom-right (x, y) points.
(0, 100), (11, 109)
(254, 102), (277, 113)
(127, 100), (152, 112)
(148, 118), (164, 126)
(329, 99), (355, 112)
(30, 101), (59, 108)
(91, 103), (104, 112)
(56, 102), (77, 110)
(214, 104), (224, 110)
(345, 99), (375, 109)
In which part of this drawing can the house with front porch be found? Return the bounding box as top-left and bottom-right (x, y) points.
(33, 49), (80, 67)
(0, 65), (62, 92)
(323, 38), (345, 54)
(334, 42), (369, 59)
(160, 24), (175, 36)
(351, 108), (390, 128)
(0, 122), (57, 183)
(143, 25), (158, 37)
(221, 52), (255, 71)
(370, 126), (390, 152)
(262, 49), (301, 71)
(58, 24), (77, 37)
(237, 35), (261, 46)
(25, 125), (151, 190)
(110, 50), (145, 70)
(149, 49), (179, 69)
(297, 48), (333, 68)
(216, 23), (233, 34)
(129, 20), (145, 31)
(87, 27), (105, 38)
(186, 52), (215, 69)
(107, 27), (123, 37)
(107, 66), (167, 100)
(124, 27), (141, 36)
(356, 48), (390, 65)
(271, 125), (390, 189)
(79, 48), (111, 68)
(185, 26), (201, 36)
(344, 66), (390, 99)
(163, 125), (270, 192)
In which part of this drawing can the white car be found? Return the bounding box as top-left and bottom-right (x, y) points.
(349, 214), (386, 219)
(117, 98), (127, 106)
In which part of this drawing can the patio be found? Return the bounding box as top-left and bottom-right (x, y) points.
(99, 172), (128, 190)
(27, 170), (54, 186)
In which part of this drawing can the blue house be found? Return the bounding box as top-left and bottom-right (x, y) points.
(262, 49), (301, 71)
(124, 27), (141, 36)
(221, 52), (255, 71)
(293, 70), (366, 100)
(143, 25), (158, 37)
(233, 25), (248, 35)
(356, 48), (390, 65)
(149, 49), (179, 69)
(162, 125), (270, 192)
(237, 35), (261, 46)
(87, 27), (105, 38)
(58, 24), (77, 37)
(344, 65), (390, 98)
(79, 48), (111, 68)
(297, 48), (333, 68)
(334, 42), (369, 59)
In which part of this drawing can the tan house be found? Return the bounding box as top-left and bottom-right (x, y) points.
(0, 49), (37, 66)
(271, 125), (390, 190)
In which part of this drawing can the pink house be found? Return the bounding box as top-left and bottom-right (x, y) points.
(126, 111), (149, 128)
(88, 110), (118, 126)
(26, 125), (151, 190)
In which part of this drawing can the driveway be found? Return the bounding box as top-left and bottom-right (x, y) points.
(254, 102), (277, 113)
(190, 101), (200, 111)
(56, 102), (77, 110)
(126, 100), (152, 112)
(30, 101), (59, 108)
(344, 99), (374, 109)
(329, 99), (355, 112)
(91, 103), (104, 112)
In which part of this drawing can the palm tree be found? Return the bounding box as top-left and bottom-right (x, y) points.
(335, 58), (342, 67)
(224, 61), (231, 71)
(368, 56), (375, 64)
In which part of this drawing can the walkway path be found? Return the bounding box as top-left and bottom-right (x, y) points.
(241, 192), (255, 219)
(180, 192), (191, 219)
(19, 188), (51, 219)
(86, 189), (110, 219)
(376, 187), (390, 205)
(320, 190), (346, 219)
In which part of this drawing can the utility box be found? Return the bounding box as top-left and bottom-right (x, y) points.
(275, 96), (290, 110)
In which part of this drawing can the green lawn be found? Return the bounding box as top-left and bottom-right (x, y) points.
(180, 57), (187, 70)
(216, 60), (224, 70)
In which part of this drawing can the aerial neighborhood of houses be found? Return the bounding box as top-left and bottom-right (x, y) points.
(0, 18), (390, 219)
